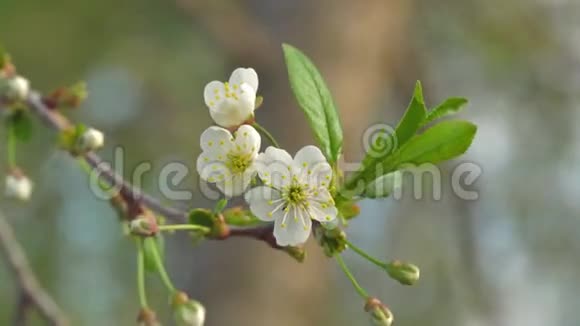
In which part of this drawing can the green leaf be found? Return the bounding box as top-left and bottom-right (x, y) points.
(424, 97), (468, 125)
(369, 120), (477, 182)
(394, 81), (428, 146)
(6, 111), (33, 142)
(364, 171), (403, 198)
(143, 235), (165, 273)
(353, 82), (427, 188)
(282, 43), (343, 162)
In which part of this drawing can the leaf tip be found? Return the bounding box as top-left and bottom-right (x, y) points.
(413, 81), (425, 104)
(281, 43), (297, 55)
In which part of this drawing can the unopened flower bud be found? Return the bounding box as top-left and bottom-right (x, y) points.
(1, 75), (29, 102)
(137, 308), (161, 326)
(385, 260), (420, 286)
(5, 171), (33, 201)
(365, 297), (394, 326)
(172, 292), (206, 326)
(130, 214), (158, 237)
(77, 128), (104, 152)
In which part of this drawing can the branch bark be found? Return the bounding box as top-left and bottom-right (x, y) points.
(0, 210), (69, 326)
(229, 225), (280, 249)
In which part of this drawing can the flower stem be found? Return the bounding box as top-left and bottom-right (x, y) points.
(136, 239), (148, 308)
(147, 238), (176, 293)
(335, 254), (368, 299)
(252, 122), (280, 148)
(344, 239), (386, 269)
(7, 122), (17, 168)
(158, 224), (210, 234)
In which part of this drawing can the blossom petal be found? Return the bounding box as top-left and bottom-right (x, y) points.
(209, 100), (252, 128)
(197, 154), (230, 183)
(308, 201), (338, 223)
(229, 68), (258, 93)
(204, 81), (224, 108)
(233, 125), (261, 156)
(264, 160), (292, 190)
(303, 161), (332, 189)
(310, 187), (334, 204)
(256, 146), (293, 166)
(200, 126), (233, 152)
(273, 206), (312, 246)
(245, 186), (284, 221)
(293, 145), (332, 187)
(236, 83), (257, 118)
(306, 188), (337, 222)
(216, 172), (253, 197)
(294, 145), (327, 168)
(255, 147), (293, 188)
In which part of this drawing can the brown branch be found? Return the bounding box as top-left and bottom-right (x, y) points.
(229, 225), (280, 249)
(24, 90), (279, 249)
(0, 210), (69, 326)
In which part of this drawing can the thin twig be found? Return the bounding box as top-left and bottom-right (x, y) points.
(0, 210), (69, 326)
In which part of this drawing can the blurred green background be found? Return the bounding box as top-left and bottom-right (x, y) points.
(1, 0), (579, 325)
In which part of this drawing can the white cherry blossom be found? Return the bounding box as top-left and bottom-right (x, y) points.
(196, 124), (261, 197)
(203, 68), (258, 128)
(245, 145), (338, 246)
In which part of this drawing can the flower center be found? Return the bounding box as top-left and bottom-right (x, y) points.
(226, 152), (252, 174)
(286, 184), (307, 205)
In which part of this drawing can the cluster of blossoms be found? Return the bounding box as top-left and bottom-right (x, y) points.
(0, 43), (452, 326)
(196, 68), (338, 246)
